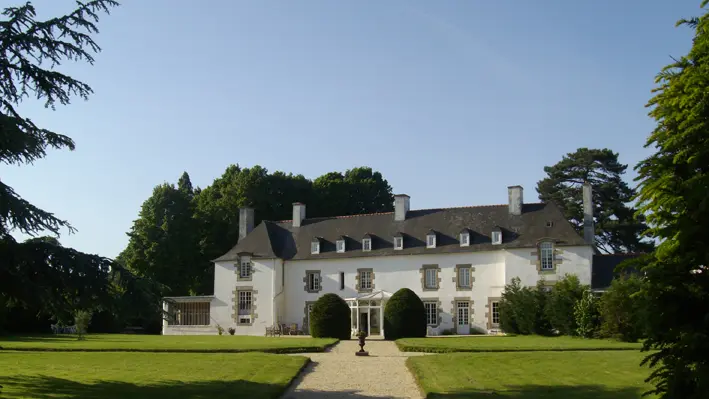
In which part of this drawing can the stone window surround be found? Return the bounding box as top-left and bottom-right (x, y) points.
(236, 255), (252, 281)
(420, 264), (441, 291)
(452, 264), (475, 291)
(485, 297), (501, 329)
(232, 286), (258, 326)
(303, 270), (322, 293)
(303, 301), (316, 334)
(421, 298), (443, 327)
(355, 268), (375, 292)
(530, 239), (564, 274)
(451, 298), (474, 327)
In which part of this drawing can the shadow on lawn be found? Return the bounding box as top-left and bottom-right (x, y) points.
(0, 375), (392, 399)
(429, 384), (647, 399)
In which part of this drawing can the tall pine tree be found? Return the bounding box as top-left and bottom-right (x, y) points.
(537, 148), (653, 253)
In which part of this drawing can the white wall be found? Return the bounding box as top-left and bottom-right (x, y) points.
(211, 258), (275, 335)
(203, 244), (592, 336)
(283, 251), (506, 334)
(504, 246), (592, 286)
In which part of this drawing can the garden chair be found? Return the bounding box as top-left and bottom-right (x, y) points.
(289, 323), (299, 335)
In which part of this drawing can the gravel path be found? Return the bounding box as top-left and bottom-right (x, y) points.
(282, 339), (426, 399)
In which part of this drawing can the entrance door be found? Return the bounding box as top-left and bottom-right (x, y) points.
(456, 301), (470, 335)
(359, 312), (369, 334)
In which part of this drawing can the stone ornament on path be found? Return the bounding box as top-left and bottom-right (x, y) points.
(355, 330), (369, 356)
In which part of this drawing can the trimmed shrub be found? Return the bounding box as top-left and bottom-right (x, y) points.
(384, 288), (426, 340)
(545, 274), (587, 335)
(574, 290), (600, 338)
(599, 275), (647, 342)
(499, 278), (553, 335)
(310, 293), (351, 340)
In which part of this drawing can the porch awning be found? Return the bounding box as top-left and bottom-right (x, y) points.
(162, 295), (215, 303)
(345, 290), (393, 302)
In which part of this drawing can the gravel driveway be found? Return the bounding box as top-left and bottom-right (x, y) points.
(281, 339), (426, 399)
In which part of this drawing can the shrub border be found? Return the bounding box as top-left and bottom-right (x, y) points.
(0, 340), (339, 354)
(396, 341), (639, 353)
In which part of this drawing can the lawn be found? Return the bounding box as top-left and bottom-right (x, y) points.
(0, 351), (308, 399)
(397, 335), (642, 353)
(407, 350), (656, 398)
(0, 334), (337, 353)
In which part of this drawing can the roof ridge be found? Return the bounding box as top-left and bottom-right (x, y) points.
(268, 202), (546, 223)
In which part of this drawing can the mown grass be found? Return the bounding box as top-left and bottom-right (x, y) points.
(0, 351), (309, 399)
(397, 335), (641, 353)
(0, 334), (337, 353)
(407, 350), (655, 398)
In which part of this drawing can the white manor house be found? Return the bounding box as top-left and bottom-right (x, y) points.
(163, 184), (606, 336)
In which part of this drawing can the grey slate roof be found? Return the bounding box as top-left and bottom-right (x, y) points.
(214, 202), (587, 262)
(591, 254), (642, 290)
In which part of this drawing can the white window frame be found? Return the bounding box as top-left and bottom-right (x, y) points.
(240, 257), (251, 279)
(426, 234), (436, 248)
(394, 236), (403, 250)
(336, 240), (346, 253)
(424, 302), (438, 326)
(425, 268), (437, 289)
(311, 241), (320, 254)
(491, 230), (502, 245)
(307, 271), (320, 291)
(540, 242), (554, 270)
(238, 291), (252, 315)
(458, 267), (471, 288)
(359, 271), (372, 290)
(491, 301), (500, 325)
(362, 238), (372, 252)
(460, 232), (470, 247)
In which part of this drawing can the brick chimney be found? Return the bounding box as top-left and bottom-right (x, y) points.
(239, 207), (254, 240)
(583, 182), (594, 245)
(508, 186), (523, 216)
(394, 194), (410, 221)
(293, 202), (306, 227)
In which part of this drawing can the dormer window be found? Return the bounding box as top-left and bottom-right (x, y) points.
(362, 235), (372, 252)
(460, 229), (470, 247)
(394, 233), (404, 250)
(311, 238), (320, 254)
(491, 228), (502, 245)
(426, 230), (437, 248)
(336, 236), (346, 253)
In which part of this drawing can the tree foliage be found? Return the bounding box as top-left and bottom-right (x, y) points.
(499, 278), (553, 335)
(0, 0), (118, 237)
(634, 5), (709, 395)
(545, 274), (587, 336)
(309, 293), (351, 340)
(574, 291), (600, 338)
(383, 288), (426, 340)
(120, 173), (203, 296)
(598, 275), (647, 343)
(537, 148), (653, 254)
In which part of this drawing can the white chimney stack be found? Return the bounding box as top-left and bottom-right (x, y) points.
(508, 186), (523, 216)
(394, 194), (410, 221)
(583, 182), (594, 245)
(293, 202), (306, 227)
(239, 207), (254, 240)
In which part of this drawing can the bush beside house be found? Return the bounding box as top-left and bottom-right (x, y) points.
(383, 288), (426, 340)
(599, 275), (647, 342)
(309, 293), (351, 340)
(545, 274), (586, 335)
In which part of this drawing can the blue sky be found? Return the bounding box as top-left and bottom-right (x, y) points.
(5, 0), (700, 258)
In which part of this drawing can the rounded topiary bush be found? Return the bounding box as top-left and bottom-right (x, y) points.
(310, 293), (351, 340)
(384, 288), (426, 340)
